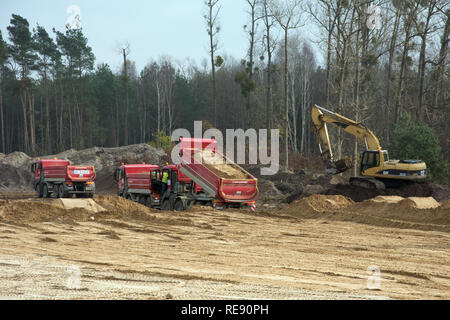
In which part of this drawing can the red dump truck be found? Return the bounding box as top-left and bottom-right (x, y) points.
(178, 137), (259, 210)
(114, 164), (162, 207)
(31, 159), (96, 198)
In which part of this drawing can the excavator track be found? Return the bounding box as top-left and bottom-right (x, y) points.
(349, 177), (386, 190)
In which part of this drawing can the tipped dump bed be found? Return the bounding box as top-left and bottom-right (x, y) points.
(179, 138), (258, 203)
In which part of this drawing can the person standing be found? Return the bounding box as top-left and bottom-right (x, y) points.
(160, 170), (169, 198)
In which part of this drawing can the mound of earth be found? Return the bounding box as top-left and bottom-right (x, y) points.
(58, 198), (107, 213)
(281, 194), (354, 218)
(278, 194), (449, 232)
(197, 150), (248, 179)
(0, 196), (162, 224)
(442, 199), (450, 209)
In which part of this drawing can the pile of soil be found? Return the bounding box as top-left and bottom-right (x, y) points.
(279, 194), (450, 232)
(0, 199), (92, 223)
(0, 152), (34, 191)
(0, 196), (156, 224)
(197, 150), (248, 179)
(58, 198), (107, 213)
(281, 194), (354, 218)
(442, 199), (450, 209)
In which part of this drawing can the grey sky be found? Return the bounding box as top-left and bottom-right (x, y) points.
(1, 0), (321, 73)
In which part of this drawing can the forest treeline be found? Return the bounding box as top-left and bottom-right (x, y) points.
(0, 0), (448, 178)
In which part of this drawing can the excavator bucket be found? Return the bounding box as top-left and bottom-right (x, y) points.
(326, 158), (353, 175)
(334, 158), (353, 173)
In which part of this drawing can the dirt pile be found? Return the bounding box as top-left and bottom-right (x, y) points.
(0, 152), (34, 191)
(282, 194), (354, 218)
(280, 194), (450, 232)
(247, 162), (448, 204)
(0, 199), (91, 223)
(197, 150), (248, 179)
(0, 144), (166, 193)
(442, 199), (450, 209)
(0, 196), (162, 224)
(58, 198), (107, 213)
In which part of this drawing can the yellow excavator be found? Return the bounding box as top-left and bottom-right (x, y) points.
(311, 104), (427, 190)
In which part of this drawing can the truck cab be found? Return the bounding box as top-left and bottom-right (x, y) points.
(160, 164), (212, 211)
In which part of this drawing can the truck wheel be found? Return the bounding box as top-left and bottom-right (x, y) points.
(36, 184), (43, 198)
(161, 199), (171, 211)
(42, 184), (49, 198)
(58, 185), (65, 198)
(52, 185), (59, 199)
(174, 199), (185, 212)
(88, 193), (94, 198)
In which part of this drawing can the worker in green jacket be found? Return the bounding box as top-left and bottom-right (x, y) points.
(160, 170), (169, 198)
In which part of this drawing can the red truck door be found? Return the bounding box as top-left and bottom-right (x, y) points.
(114, 167), (125, 194)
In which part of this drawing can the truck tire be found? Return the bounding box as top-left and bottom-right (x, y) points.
(58, 184), (65, 198)
(174, 199), (185, 212)
(36, 184), (43, 198)
(161, 199), (171, 211)
(52, 184), (59, 198)
(42, 184), (49, 198)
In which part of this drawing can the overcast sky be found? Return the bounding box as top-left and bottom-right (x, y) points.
(1, 0), (321, 73)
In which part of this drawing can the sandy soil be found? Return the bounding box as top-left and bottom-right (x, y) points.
(0, 194), (449, 300)
(197, 150), (249, 179)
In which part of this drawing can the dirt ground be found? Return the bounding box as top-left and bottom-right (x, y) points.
(0, 194), (449, 300)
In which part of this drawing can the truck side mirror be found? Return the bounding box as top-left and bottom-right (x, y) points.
(31, 163), (35, 173)
(113, 169), (119, 182)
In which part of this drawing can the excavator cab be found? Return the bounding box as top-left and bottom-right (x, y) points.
(359, 150), (389, 174)
(360, 151), (380, 174)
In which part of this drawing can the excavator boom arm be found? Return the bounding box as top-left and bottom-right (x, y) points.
(312, 105), (381, 154)
(311, 105), (382, 174)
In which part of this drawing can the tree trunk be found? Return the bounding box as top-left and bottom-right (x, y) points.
(284, 27), (289, 170)
(395, 4), (418, 123)
(263, 0), (273, 129)
(209, 5), (217, 128)
(123, 48), (129, 146)
(0, 84), (4, 153)
(416, 3), (435, 122)
(20, 92), (29, 153)
(432, 10), (449, 110)
(27, 90), (36, 154)
(385, 9), (400, 144)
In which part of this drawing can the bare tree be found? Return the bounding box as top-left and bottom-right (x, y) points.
(270, 0), (304, 169)
(204, 0), (221, 127)
(385, 1), (402, 143)
(260, 0), (277, 129)
(432, 6), (449, 111)
(120, 42), (131, 146)
(394, 1), (421, 123)
(415, 0), (440, 122)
